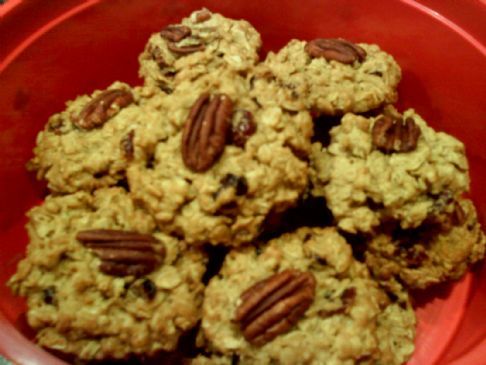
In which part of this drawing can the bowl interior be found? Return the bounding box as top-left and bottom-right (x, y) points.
(0, 0), (485, 364)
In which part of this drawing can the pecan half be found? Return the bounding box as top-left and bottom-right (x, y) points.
(234, 269), (316, 346)
(195, 9), (212, 23)
(74, 89), (134, 130)
(167, 37), (205, 55)
(160, 25), (192, 42)
(77, 229), (164, 277)
(372, 115), (421, 153)
(160, 24), (204, 55)
(231, 110), (257, 148)
(182, 93), (233, 172)
(305, 38), (366, 64)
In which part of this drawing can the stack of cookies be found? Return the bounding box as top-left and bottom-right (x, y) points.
(8, 8), (485, 365)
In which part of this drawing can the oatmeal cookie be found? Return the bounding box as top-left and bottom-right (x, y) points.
(8, 188), (207, 360)
(28, 83), (174, 193)
(200, 227), (415, 365)
(139, 8), (261, 92)
(311, 107), (470, 233)
(249, 39), (401, 115)
(191, 355), (233, 365)
(365, 198), (486, 289)
(127, 72), (313, 246)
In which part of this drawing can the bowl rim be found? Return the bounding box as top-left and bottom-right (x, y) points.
(0, 1), (484, 364)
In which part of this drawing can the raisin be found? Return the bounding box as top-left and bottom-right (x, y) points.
(220, 173), (248, 196)
(341, 287), (356, 307)
(43, 286), (56, 305)
(121, 130), (135, 160)
(142, 278), (157, 300)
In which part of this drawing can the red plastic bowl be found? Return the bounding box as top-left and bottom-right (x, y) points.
(0, 1), (485, 364)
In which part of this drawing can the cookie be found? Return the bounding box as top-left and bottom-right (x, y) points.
(200, 227), (415, 365)
(311, 107), (470, 233)
(365, 198), (486, 289)
(8, 188), (207, 360)
(191, 355), (233, 365)
(28, 82), (174, 193)
(127, 71), (313, 246)
(249, 38), (401, 115)
(139, 8), (261, 92)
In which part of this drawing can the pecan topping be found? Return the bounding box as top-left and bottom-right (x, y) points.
(74, 89), (134, 130)
(77, 229), (163, 277)
(182, 93), (233, 172)
(305, 38), (366, 64)
(160, 24), (204, 55)
(160, 25), (192, 42)
(195, 9), (212, 23)
(372, 115), (421, 153)
(167, 37), (205, 55)
(231, 110), (257, 148)
(121, 130), (135, 160)
(234, 269), (316, 346)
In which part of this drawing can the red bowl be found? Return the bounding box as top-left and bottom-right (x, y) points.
(0, 1), (485, 364)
